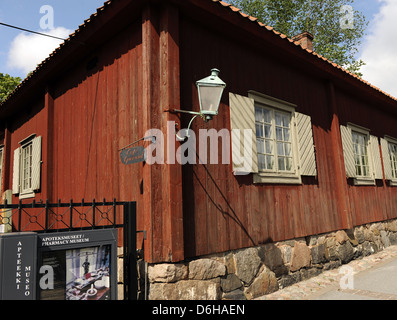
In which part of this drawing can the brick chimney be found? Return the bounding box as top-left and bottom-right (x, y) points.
(292, 31), (314, 51)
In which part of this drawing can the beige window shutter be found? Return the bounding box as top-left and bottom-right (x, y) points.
(340, 125), (356, 178)
(380, 138), (393, 180)
(296, 112), (317, 176)
(12, 147), (21, 194)
(229, 93), (258, 174)
(31, 136), (42, 191)
(369, 135), (383, 180)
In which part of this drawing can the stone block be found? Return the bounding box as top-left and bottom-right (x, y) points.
(311, 244), (326, 264)
(362, 241), (378, 256)
(390, 232), (397, 245)
(278, 272), (301, 289)
(380, 230), (391, 248)
(220, 274), (242, 293)
(224, 252), (236, 274)
(279, 245), (292, 265)
(290, 242), (311, 272)
(234, 248), (261, 285)
(259, 243), (284, 272)
(244, 267), (278, 300)
(335, 230), (349, 244)
(300, 267), (322, 281)
(222, 289), (246, 300)
(387, 220), (397, 232)
(188, 259), (226, 280)
(325, 247), (337, 262)
(354, 227), (365, 244)
(338, 241), (354, 264)
(148, 263), (188, 283)
(149, 280), (221, 300)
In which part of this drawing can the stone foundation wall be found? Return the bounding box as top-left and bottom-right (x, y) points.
(147, 219), (397, 300)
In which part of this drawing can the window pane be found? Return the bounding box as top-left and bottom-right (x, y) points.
(264, 125), (272, 138)
(286, 158), (293, 171)
(278, 157), (285, 171)
(284, 128), (290, 142)
(258, 154), (266, 170)
(275, 113), (282, 126)
(257, 139), (264, 154)
(255, 108), (263, 122)
(265, 140), (273, 154)
(256, 124), (263, 138)
(276, 127), (283, 141)
(266, 155), (274, 170)
(285, 143), (291, 156)
(263, 109), (272, 124)
(277, 142), (284, 156)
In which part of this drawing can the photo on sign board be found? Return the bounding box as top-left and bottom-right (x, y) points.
(40, 245), (112, 300)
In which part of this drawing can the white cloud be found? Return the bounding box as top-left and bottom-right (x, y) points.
(359, 0), (397, 98)
(7, 27), (72, 76)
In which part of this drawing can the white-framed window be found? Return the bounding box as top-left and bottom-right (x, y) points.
(229, 91), (317, 184)
(352, 130), (370, 178)
(12, 135), (42, 199)
(255, 105), (294, 173)
(389, 142), (397, 179)
(340, 123), (383, 185)
(380, 136), (397, 186)
(21, 141), (33, 194)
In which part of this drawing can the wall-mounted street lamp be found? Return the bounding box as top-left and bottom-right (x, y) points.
(172, 68), (226, 140)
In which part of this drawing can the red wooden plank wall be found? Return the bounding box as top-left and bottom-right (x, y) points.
(179, 15), (397, 258)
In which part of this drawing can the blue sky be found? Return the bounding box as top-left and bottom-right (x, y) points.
(0, 0), (396, 97)
(0, 0), (105, 78)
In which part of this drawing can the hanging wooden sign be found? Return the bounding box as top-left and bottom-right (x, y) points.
(120, 146), (146, 165)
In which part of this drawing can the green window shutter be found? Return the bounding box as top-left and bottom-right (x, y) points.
(369, 135), (383, 180)
(380, 138), (393, 180)
(12, 147), (20, 194)
(31, 136), (42, 191)
(229, 93), (258, 174)
(340, 125), (356, 178)
(296, 112), (317, 176)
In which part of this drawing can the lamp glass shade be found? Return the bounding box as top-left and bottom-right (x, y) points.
(196, 69), (226, 116)
(197, 85), (225, 115)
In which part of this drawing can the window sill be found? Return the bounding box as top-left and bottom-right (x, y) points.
(19, 191), (35, 200)
(388, 180), (397, 187)
(254, 172), (302, 185)
(353, 177), (375, 186)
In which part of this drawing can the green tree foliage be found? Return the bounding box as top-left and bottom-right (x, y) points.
(0, 73), (22, 103)
(229, 0), (368, 77)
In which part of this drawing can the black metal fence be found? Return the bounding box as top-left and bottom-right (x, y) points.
(0, 199), (138, 300)
(0, 199), (124, 233)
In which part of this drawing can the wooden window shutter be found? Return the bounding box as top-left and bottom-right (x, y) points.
(12, 147), (21, 194)
(380, 138), (393, 180)
(229, 93), (258, 174)
(31, 136), (42, 191)
(369, 135), (383, 180)
(340, 125), (356, 178)
(296, 112), (317, 176)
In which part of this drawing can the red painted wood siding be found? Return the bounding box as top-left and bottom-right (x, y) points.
(179, 15), (397, 258)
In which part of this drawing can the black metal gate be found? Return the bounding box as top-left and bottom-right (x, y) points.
(0, 199), (139, 300)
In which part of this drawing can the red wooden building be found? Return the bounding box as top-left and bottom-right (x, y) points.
(1, 0), (397, 269)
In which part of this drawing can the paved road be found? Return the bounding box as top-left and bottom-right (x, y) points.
(257, 245), (397, 300)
